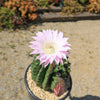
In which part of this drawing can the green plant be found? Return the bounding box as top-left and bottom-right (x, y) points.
(62, 0), (85, 15)
(78, 0), (89, 5)
(0, 7), (15, 30)
(31, 55), (71, 96)
(4, 0), (38, 21)
(38, 0), (49, 7)
(48, 0), (64, 8)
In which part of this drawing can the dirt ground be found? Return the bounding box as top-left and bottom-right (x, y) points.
(0, 20), (100, 100)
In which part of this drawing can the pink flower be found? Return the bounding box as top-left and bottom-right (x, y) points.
(29, 29), (71, 67)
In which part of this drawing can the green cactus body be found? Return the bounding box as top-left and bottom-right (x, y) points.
(53, 63), (67, 78)
(51, 76), (58, 91)
(64, 60), (71, 73)
(31, 55), (41, 81)
(42, 64), (54, 90)
(31, 60), (41, 81)
(31, 56), (70, 96)
(36, 65), (48, 87)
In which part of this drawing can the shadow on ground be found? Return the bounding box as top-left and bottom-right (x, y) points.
(70, 95), (100, 100)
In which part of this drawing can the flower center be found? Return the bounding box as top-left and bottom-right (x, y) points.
(43, 42), (57, 54)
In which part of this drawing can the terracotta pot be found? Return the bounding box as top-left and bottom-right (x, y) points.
(24, 64), (72, 100)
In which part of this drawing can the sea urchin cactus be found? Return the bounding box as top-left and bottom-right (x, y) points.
(29, 29), (71, 97)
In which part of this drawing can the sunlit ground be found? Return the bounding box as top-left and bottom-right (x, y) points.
(0, 20), (100, 100)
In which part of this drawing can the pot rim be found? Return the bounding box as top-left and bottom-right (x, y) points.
(24, 63), (72, 100)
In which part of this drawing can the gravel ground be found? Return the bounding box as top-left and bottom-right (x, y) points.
(0, 20), (100, 100)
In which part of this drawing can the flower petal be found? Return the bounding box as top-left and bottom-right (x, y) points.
(29, 29), (71, 67)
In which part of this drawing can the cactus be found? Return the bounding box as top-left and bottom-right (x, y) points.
(42, 64), (54, 90)
(31, 56), (41, 81)
(51, 76), (65, 96)
(53, 63), (67, 78)
(36, 64), (48, 87)
(31, 55), (71, 96)
(64, 59), (71, 73)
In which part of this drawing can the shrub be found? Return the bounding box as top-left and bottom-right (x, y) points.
(4, 0), (38, 21)
(11, 14), (27, 27)
(38, 0), (49, 7)
(86, 0), (100, 13)
(0, 0), (6, 6)
(78, 0), (89, 5)
(0, 7), (15, 30)
(62, 0), (84, 15)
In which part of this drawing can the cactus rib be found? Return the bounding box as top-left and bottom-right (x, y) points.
(36, 64), (48, 87)
(42, 64), (54, 90)
(31, 55), (42, 81)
